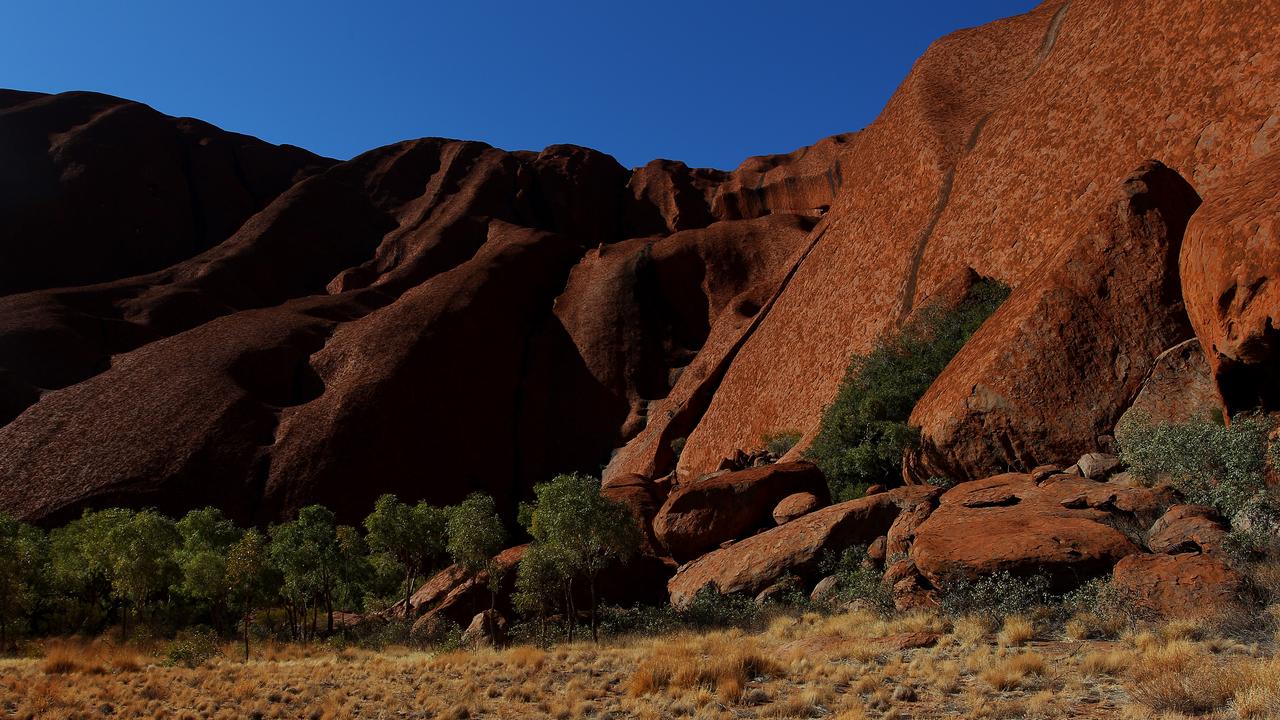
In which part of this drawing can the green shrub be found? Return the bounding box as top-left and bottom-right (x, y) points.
(1116, 412), (1279, 528)
(681, 587), (764, 630)
(806, 279), (1010, 500)
(940, 571), (1050, 618)
(164, 628), (220, 668)
(762, 431), (802, 457)
(819, 547), (893, 613)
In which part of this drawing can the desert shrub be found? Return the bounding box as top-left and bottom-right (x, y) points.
(1057, 577), (1149, 639)
(762, 431), (802, 457)
(163, 628), (220, 668)
(925, 475), (957, 490)
(940, 571), (1050, 619)
(681, 587), (765, 630)
(806, 279), (1010, 500)
(670, 436), (687, 464)
(820, 547), (894, 613)
(1117, 412), (1278, 527)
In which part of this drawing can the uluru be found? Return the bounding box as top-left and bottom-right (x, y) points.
(2, 1), (1280, 716)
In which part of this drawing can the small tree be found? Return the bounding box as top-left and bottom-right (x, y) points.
(446, 494), (507, 629)
(225, 529), (276, 661)
(50, 508), (132, 632)
(175, 507), (243, 634)
(364, 495), (449, 619)
(105, 509), (181, 640)
(0, 513), (47, 648)
(525, 473), (640, 642)
(269, 505), (343, 640)
(511, 540), (571, 643)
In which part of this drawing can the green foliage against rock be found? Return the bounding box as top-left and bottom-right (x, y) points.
(174, 507), (243, 632)
(225, 528), (276, 660)
(806, 279), (1011, 500)
(364, 494), (449, 619)
(518, 473), (641, 641)
(820, 547), (894, 613)
(762, 431), (803, 457)
(105, 509), (182, 639)
(447, 493), (507, 601)
(1117, 412), (1278, 531)
(0, 512), (46, 647)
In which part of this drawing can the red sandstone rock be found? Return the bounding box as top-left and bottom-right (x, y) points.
(773, 492), (824, 526)
(1146, 505), (1230, 557)
(1181, 150), (1280, 415)
(653, 461), (828, 562)
(0, 90), (330, 294)
(1118, 340), (1220, 430)
(906, 162), (1201, 482)
(1111, 552), (1250, 619)
(666, 487), (914, 609)
(910, 474), (1175, 591)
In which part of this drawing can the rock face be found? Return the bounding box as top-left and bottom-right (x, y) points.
(1181, 149), (1280, 415)
(653, 461), (828, 561)
(667, 487), (930, 609)
(909, 473), (1175, 590)
(1117, 339), (1220, 429)
(905, 162), (1201, 483)
(0, 90), (331, 295)
(3, 1), (1280, 531)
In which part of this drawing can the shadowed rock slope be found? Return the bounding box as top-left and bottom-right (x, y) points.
(3, 0), (1280, 527)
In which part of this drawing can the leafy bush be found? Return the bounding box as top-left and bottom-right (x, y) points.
(164, 628), (220, 668)
(762, 432), (802, 457)
(806, 279), (1010, 500)
(819, 547), (893, 613)
(681, 587), (765, 630)
(940, 571), (1050, 618)
(1116, 412), (1278, 528)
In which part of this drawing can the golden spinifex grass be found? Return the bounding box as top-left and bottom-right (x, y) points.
(2, 608), (1279, 719)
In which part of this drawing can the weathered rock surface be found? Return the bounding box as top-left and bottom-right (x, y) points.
(1111, 552), (1250, 618)
(1181, 149), (1280, 415)
(1145, 505), (1231, 556)
(910, 473), (1177, 591)
(906, 162), (1201, 483)
(773, 492), (823, 526)
(1117, 339), (1220, 429)
(667, 487), (927, 609)
(0, 90), (331, 295)
(653, 461), (828, 562)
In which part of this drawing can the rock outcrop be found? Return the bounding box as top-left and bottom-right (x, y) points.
(653, 461), (828, 561)
(905, 162), (1201, 483)
(1181, 149), (1280, 415)
(2, 0), (1279, 558)
(909, 473), (1176, 591)
(667, 487), (929, 609)
(1117, 339), (1220, 429)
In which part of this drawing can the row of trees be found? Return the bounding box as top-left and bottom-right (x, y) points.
(0, 473), (640, 654)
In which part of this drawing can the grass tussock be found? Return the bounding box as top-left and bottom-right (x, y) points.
(1, 609), (1277, 719)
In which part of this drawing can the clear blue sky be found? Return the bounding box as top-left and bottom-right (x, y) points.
(2, 0), (1037, 169)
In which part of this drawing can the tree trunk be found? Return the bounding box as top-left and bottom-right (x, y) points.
(404, 568), (415, 620)
(243, 607), (251, 662)
(589, 575), (598, 643)
(325, 593), (334, 636)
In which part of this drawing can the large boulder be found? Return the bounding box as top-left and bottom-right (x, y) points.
(773, 492), (823, 526)
(910, 473), (1177, 591)
(1145, 505), (1231, 556)
(1181, 149), (1280, 415)
(906, 162), (1201, 483)
(1111, 553), (1250, 619)
(667, 486), (929, 609)
(653, 461), (829, 562)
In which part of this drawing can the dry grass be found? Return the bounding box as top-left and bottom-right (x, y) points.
(0, 609), (1276, 719)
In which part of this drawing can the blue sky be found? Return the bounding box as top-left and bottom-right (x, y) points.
(1, 1), (1037, 169)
